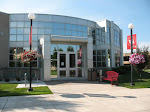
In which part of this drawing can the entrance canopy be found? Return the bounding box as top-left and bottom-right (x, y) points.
(51, 35), (88, 43)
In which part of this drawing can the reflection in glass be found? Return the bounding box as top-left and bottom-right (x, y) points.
(17, 22), (24, 27)
(9, 61), (15, 67)
(10, 47), (17, 54)
(51, 44), (57, 51)
(60, 54), (66, 68)
(78, 25), (82, 31)
(17, 48), (23, 54)
(17, 28), (24, 34)
(70, 54), (75, 68)
(51, 70), (57, 78)
(24, 63), (30, 67)
(72, 24), (77, 30)
(72, 31), (77, 36)
(70, 70), (76, 77)
(10, 35), (16, 41)
(60, 71), (66, 78)
(9, 55), (16, 60)
(78, 68), (82, 77)
(16, 61), (22, 67)
(10, 22), (17, 27)
(66, 31), (71, 36)
(17, 35), (23, 41)
(67, 45), (76, 52)
(32, 61), (37, 67)
(10, 28), (16, 34)
(58, 44), (68, 51)
(66, 24), (71, 30)
(51, 52), (57, 59)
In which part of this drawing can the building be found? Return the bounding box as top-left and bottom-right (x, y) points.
(0, 11), (123, 81)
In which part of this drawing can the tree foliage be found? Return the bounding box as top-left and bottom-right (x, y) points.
(135, 45), (150, 73)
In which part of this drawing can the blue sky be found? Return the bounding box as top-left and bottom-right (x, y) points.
(0, 0), (150, 53)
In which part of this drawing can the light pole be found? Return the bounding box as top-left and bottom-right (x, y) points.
(128, 23), (135, 86)
(28, 13), (35, 91)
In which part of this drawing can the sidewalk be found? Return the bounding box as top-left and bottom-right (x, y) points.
(0, 80), (150, 112)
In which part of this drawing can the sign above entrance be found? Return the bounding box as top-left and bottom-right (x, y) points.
(127, 34), (137, 50)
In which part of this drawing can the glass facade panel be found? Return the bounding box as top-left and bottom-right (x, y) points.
(10, 22), (17, 27)
(68, 45), (76, 52)
(17, 35), (23, 41)
(17, 28), (24, 34)
(17, 22), (24, 27)
(78, 25), (82, 31)
(10, 28), (16, 34)
(10, 35), (16, 41)
(66, 31), (71, 36)
(51, 44), (57, 51)
(66, 24), (71, 30)
(24, 22), (30, 27)
(72, 31), (77, 36)
(72, 24), (77, 31)
(24, 35), (29, 41)
(58, 44), (68, 51)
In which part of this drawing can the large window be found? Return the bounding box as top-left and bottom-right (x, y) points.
(9, 47), (38, 68)
(93, 28), (105, 45)
(93, 50), (106, 67)
(107, 27), (110, 44)
(114, 30), (120, 47)
(115, 50), (120, 67)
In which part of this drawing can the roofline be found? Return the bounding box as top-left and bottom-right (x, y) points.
(9, 13), (96, 24)
(0, 11), (9, 14)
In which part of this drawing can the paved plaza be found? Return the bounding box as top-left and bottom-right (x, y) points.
(0, 80), (150, 112)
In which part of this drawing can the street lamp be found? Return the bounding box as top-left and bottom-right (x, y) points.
(28, 13), (36, 91)
(128, 23), (135, 86)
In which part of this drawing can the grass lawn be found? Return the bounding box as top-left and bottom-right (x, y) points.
(143, 69), (150, 73)
(118, 70), (150, 89)
(0, 83), (53, 97)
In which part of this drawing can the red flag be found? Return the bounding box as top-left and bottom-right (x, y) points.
(29, 26), (32, 45)
(127, 34), (137, 50)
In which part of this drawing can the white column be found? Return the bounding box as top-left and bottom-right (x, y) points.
(40, 35), (51, 81)
(86, 36), (93, 79)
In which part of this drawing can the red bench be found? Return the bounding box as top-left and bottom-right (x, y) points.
(102, 71), (119, 85)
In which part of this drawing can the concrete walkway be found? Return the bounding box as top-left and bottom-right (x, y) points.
(0, 80), (150, 112)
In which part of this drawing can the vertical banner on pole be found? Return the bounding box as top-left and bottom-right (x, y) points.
(29, 26), (32, 45)
(127, 34), (137, 50)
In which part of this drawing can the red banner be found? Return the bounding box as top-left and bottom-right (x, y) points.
(29, 26), (32, 45)
(127, 34), (137, 50)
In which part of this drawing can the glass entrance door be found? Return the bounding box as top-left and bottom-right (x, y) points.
(58, 52), (77, 79)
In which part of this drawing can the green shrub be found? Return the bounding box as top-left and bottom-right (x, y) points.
(112, 65), (131, 75)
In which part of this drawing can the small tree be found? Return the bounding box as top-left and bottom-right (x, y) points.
(135, 46), (150, 74)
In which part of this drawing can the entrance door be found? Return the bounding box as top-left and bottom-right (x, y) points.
(57, 52), (77, 79)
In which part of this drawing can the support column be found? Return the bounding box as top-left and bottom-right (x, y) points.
(87, 36), (93, 79)
(40, 35), (51, 81)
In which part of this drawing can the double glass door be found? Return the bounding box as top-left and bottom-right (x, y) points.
(57, 52), (77, 79)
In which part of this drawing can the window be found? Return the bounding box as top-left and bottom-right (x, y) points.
(115, 50), (121, 67)
(93, 50), (106, 67)
(66, 24), (71, 30)
(78, 25), (82, 31)
(10, 22), (17, 27)
(17, 35), (23, 41)
(10, 28), (16, 34)
(72, 24), (77, 31)
(17, 22), (24, 27)
(17, 28), (24, 34)
(10, 35), (16, 41)
(114, 30), (120, 47)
